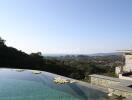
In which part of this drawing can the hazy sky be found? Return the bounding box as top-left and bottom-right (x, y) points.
(0, 0), (132, 54)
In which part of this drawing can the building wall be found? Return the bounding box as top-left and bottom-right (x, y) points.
(123, 55), (132, 72)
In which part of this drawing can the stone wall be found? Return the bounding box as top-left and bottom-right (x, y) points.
(108, 88), (132, 97)
(123, 55), (132, 72)
(90, 76), (119, 87)
(90, 74), (132, 98)
(119, 74), (132, 81)
(115, 66), (121, 76)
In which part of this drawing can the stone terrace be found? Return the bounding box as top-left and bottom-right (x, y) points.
(90, 74), (132, 98)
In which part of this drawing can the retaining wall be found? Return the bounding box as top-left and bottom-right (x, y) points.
(90, 74), (132, 98)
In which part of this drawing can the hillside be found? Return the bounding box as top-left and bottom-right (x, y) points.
(0, 38), (44, 69)
(0, 37), (124, 80)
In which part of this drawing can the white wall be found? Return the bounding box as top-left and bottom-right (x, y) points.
(115, 67), (121, 76)
(123, 55), (132, 72)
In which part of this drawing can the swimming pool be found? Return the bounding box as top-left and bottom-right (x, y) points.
(0, 68), (108, 100)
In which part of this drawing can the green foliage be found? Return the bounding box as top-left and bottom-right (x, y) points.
(47, 55), (123, 80)
(0, 37), (123, 80)
(0, 37), (5, 46)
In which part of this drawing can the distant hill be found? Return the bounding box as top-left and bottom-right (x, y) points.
(43, 52), (122, 57)
(88, 52), (122, 56)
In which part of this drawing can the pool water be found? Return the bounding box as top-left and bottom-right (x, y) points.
(0, 68), (108, 100)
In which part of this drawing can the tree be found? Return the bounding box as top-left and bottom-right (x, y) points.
(30, 52), (43, 58)
(0, 37), (5, 46)
(29, 52), (44, 67)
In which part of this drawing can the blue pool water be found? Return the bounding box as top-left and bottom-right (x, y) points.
(0, 68), (108, 100)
